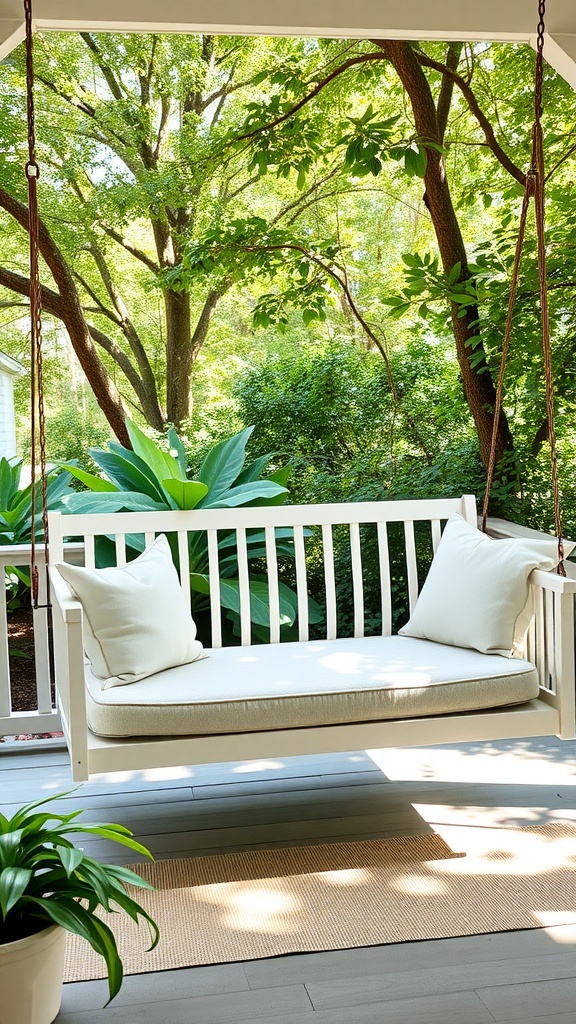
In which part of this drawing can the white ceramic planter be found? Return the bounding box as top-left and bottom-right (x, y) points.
(0, 924), (67, 1024)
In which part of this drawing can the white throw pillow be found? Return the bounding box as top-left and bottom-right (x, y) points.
(55, 534), (205, 688)
(399, 513), (571, 656)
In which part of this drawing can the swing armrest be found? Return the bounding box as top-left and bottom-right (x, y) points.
(529, 567), (576, 592)
(49, 566), (83, 622)
(48, 565), (89, 779)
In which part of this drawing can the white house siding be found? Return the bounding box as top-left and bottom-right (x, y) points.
(0, 370), (17, 460)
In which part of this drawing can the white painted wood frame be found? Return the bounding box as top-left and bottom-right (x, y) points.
(47, 496), (576, 782)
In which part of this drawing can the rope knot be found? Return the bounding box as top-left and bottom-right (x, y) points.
(25, 160), (40, 179)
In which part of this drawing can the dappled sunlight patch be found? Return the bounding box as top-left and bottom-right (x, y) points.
(390, 873), (448, 895)
(366, 740), (576, 785)
(315, 868), (371, 885)
(142, 766), (194, 781)
(233, 759), (286, 773)
(430, 822), (576, 877)
(534, 912), (576, 941)
(195, 881), (303, 935)
(550, 807), (576, 822)
(412, 802), (551, 830)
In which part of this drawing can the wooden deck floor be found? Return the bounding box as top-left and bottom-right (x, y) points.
(1, 735), (575, 1023)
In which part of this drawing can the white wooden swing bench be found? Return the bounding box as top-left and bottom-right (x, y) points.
(47, 495), (576, 783)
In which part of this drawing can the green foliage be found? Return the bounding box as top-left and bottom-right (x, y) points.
(170, 215), (341, 333)
(44, 403), (112, 473)
(0, 790), (158, 1004)
(338, 104), (443, 179)
(0, 458), (74, 609)
(0, 458), (73, 547)
(235, 343), (395, 502)
(383, 253), (480, 330)
(61, 421), (320, 640)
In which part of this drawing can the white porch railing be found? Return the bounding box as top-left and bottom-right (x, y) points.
(1, 517), (573, 740)
(1, 543), (83, 737)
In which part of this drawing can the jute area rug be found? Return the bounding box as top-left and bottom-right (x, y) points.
(64, 821), (576, 981)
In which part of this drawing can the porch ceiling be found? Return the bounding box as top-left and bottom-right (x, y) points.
(0, 0), (575, 88)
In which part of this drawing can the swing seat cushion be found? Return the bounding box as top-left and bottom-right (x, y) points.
(82, 633), (539, 738)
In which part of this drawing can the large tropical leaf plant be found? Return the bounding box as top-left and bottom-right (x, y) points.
(0, 456), (74, 610)
(62, 421), (322, 641)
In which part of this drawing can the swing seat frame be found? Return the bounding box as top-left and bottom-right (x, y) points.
(48, 496), (576, 783)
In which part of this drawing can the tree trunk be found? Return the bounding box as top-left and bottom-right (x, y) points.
(165, 288), (193, 427)
(0, 188), (130, 446)
(374, 41), (514, 469)
(164, 287), (224, 428)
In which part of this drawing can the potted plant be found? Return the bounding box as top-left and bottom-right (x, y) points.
(0, 789), (159, 1024)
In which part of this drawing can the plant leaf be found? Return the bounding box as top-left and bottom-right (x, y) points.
(0, 866), (33, 916)
(203, 480), (288, 508)
(196, 426), (254, 499)
(127, 420), (184, 483)
(59, 465), (118, 493)
(64, 492), (168, 514)
(161, 479), (208, 510)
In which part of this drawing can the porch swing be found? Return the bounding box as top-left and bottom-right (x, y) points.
(23, 0), (576, 782)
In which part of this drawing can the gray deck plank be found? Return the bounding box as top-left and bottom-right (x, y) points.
(56, 983), (312, 1023)
(306, 952), (576, 1010)
(59, 963), (250, 1012)
(243, 925), (576, 988)
(475, 976), (576, 1020)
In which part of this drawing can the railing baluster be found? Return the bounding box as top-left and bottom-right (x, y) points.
(404, 520), (419, 615)
(177, 532), (191, 612)
(431, 519), (442, 554)
(32, 551), (52, 714)
(207, 529), (222, 649)
(322, 523), (337, 640)
(545, 589), (555, 690)
(294, 525), (309, 642)
(0, 565), (11, 718)
(236, 527), (251, 646)
(377, 522), (392, 636)
(115, 534), (127, 567)
(536, 586), (546, 690)
(84, 534), (95, 569)
(350, 523), (364, 638)
(265, 527), (281, 644)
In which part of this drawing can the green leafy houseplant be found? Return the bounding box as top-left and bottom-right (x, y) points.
(0, 789), (159, 1005)
(62, 420), (322, 642)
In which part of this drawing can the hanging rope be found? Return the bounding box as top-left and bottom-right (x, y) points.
(532, 1), (565, 570)
(24, 0), (50, 608)
(481, 0), (565, 574)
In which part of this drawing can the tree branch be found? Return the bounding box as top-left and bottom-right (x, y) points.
(234, 52), (388, 142)
(436, 43), (463, 143)
(0, 186), (130, 445)
(154, 94), (172, 162)
(80, 33), (124, 100)
(410, 47), (527, 185)
(101, 225), (160, 273)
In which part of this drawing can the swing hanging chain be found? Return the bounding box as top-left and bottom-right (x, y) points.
(24, 0), (50, 608)
(481, 0), (565, 575)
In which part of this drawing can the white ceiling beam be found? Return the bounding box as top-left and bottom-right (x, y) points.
(542, 33), (576, 89)
(0, 20), (23, 58)
(1, 0), (576, 90)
